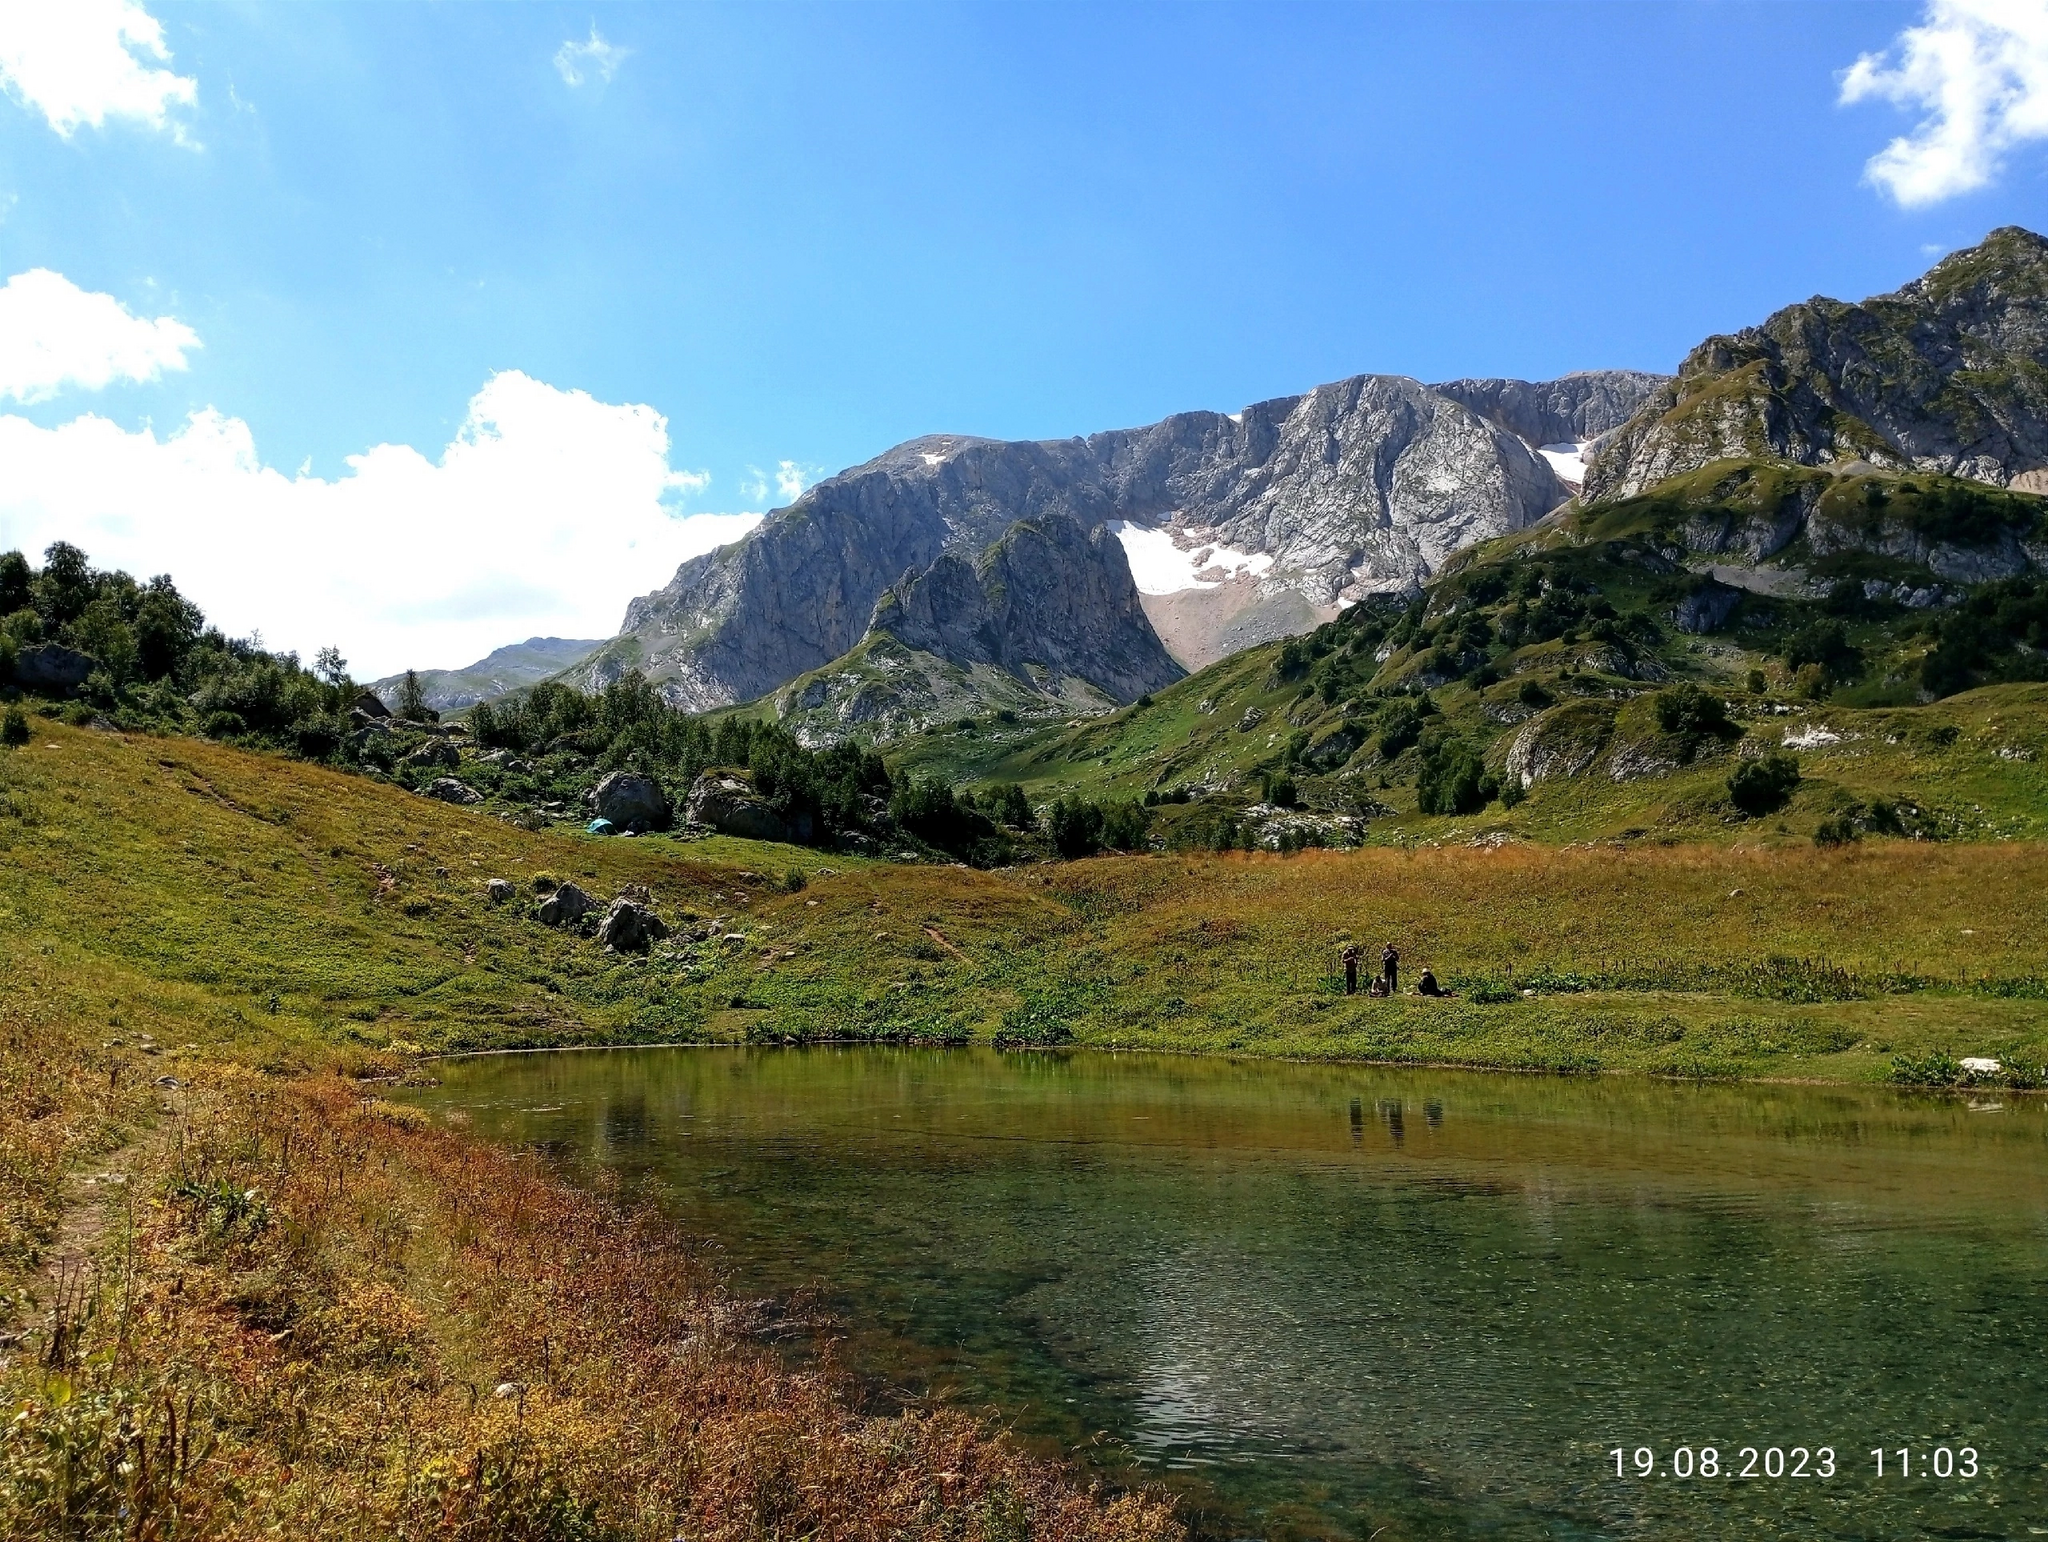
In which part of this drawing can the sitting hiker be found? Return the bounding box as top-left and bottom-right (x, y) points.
(1368, 975), (1389, 998)
(1416, 967), (1455, 998)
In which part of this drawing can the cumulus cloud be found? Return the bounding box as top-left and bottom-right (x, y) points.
(1841, 0), (2048, 206)
(740, 459), (821, 506)
(0, 0), (197, 138)
(0, 371), (756, 677)
(0, 268), (199, 403)
(554, 25), (628, 87)
(775, 460), (821, 501)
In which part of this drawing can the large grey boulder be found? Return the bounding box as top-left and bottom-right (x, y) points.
(1672, 580), (1744, 634)
(588, 770), (669, 831)
(597, 897), (668, 952)
(404, 737), (460, 769)
(423, 777), (482, 805)
(13, 643), (97, 695)
(684, 771), (797, 842)
(536, 882), (596, 927)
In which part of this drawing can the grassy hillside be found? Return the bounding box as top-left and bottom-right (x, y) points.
(0, 721), (1176, 1541)
(4, 712), (2043, 1536)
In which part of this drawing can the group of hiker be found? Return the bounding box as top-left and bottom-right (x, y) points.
(1340, 942), (1454, 999)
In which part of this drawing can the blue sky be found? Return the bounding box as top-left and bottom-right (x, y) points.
(1, 0), (2045, 674)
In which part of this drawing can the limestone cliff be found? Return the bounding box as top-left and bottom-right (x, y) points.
(1586, 227), (2048, 504)
(604, 371), (1646, 708)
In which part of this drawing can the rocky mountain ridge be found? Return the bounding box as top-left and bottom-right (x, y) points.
(374, 636), (602, 714)
(1585, 226), (2048, 504)
(595, 369), (1665, 710)
(771, 513), (1183, 744)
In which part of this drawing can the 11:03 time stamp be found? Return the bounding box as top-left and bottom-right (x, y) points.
(1608, 1446), (1981, 1480)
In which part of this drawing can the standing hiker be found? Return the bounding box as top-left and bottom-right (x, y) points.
(1342, 944), (1361, 995)
(1381, 943), (1400, 997)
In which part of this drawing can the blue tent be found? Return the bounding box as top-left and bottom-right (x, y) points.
(586, 817), (617, 835)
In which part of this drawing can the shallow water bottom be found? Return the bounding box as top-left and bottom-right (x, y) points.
(403, 1047), (2048, 1541)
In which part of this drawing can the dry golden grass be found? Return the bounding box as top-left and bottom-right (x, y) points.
(1, 1071), (1179, 1541)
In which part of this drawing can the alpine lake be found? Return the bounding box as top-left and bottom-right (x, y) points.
(399, 1046), (2048, 1541)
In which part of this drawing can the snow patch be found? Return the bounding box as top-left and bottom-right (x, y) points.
(1782, 725), (1842, 749)
(1110, 520), (1272, 594)
(1539, 441), (1590, 486)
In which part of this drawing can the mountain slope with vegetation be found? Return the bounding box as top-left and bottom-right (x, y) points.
(369, 635), (601, 713)
(881, 457), (2048, 855)
(1587, 226), (2048, 501)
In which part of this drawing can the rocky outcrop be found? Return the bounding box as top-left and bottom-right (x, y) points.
(536, 882), (596, 928)
(588, 770), (669, 832)
(1587, 227), (2048, 503)
(1672, 579), (1744, 634)
(423, 777), (482, 805)
(12, 643), (97, 695)
(874, 514), (1182, 702)
(1432, 370), (1669, 450)
(608, 372), (1584, 709)
(403, 738), (459, 770)
(684, 771), (804, 843)
(597, 897), (667, 952)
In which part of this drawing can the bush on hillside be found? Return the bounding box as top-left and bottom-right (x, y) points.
(1416, 737), (1497, 816)
(1729, 753), (1801, 816)
(1, 706), (27, 747)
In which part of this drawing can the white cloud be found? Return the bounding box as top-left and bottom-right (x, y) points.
(0, 0), (197, 139)
(740, 459), (821, 506)
(0, 268), (199, 403)
(554, 25), (628, 87)
(0, 371), (755, 678)
(775, 460), (821, 501)
(1840, 0), (2048, 206)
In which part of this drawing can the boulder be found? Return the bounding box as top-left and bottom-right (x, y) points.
(423, 777), (482, 805)
(352, 689), (392, 719)
(404, 737), (460, 769)
(588, 770), (670, 832)
(536, 882), (595, 927)
(1672, 580), (1743, 635)
(486, 878), (515, 904)
(597, 897), (669, 953)
(684, 772), (791, 842)
(13, 643), (97, 695)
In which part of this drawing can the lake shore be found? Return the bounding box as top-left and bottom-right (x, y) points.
(5, 723), (2043, 1534)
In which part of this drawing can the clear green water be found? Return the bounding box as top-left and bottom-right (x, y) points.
(403, 1047), (2048, 1540)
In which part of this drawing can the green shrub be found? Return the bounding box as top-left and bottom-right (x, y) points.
(0, 705), (26, 747)
(1729, 753), (1800, 816)
(781, 866), (807, 893)
(1046, 796), (1105, 858)
(1416, 738), (1495, 816)
(1813, 817), (1860, 849)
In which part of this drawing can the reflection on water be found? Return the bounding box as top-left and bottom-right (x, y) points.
(403, 1047), (2048, 1540)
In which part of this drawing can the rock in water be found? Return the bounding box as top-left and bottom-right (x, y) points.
(535, 882), (595, 927)
(423, 777), (482, 805)
(12, 643), (97, 695)
(588, 770), (669, 832)
(685, 771), (797, 842)
(598, 897), (668, 952)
